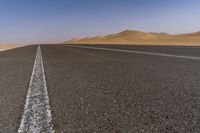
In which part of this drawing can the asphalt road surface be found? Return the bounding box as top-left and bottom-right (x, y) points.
(1, 44), (200, 132)
(0, 46), (37, 132)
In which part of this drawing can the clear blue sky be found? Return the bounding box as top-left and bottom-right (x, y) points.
(0, 0), (200, 44)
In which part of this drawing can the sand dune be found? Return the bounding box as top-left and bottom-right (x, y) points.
(0, 45), (23, 51)
(65, 30), (200, 45)
(175, 31), (200, 37)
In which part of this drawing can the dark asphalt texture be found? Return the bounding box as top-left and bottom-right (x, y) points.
(1, 44), (200, 132)
(41, 45), (200, 132)
(0, 46), (37, 132)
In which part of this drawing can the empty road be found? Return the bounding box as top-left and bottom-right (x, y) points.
(1, 44), (200, 132)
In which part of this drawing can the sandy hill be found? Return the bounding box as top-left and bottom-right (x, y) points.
(175, 31), (200, 37)
(0, 44), (23, 51)
(65, 30), (200, 45)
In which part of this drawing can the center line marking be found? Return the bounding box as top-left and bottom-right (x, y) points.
(18, 45), (54, 133)
(65, 45), (200, 60)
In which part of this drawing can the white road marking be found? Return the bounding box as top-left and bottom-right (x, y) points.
(18, 46), (54, 133)
(65, 45), (200, 60)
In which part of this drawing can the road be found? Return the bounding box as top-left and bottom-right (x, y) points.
(1, 44), (200, 132)
(0, 46), (37, 132)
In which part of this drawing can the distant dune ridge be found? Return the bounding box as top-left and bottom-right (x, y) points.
(0, 44), (23, 51)
(65, 30), (200, 45)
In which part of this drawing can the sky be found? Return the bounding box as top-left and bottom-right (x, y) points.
(0, 0), (200, 44)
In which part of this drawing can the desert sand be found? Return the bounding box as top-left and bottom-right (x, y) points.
(65, 30), (200, 46)
(0, 45), (23, 51)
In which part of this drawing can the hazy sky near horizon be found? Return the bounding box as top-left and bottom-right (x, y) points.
(0, 0), (200, 44)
